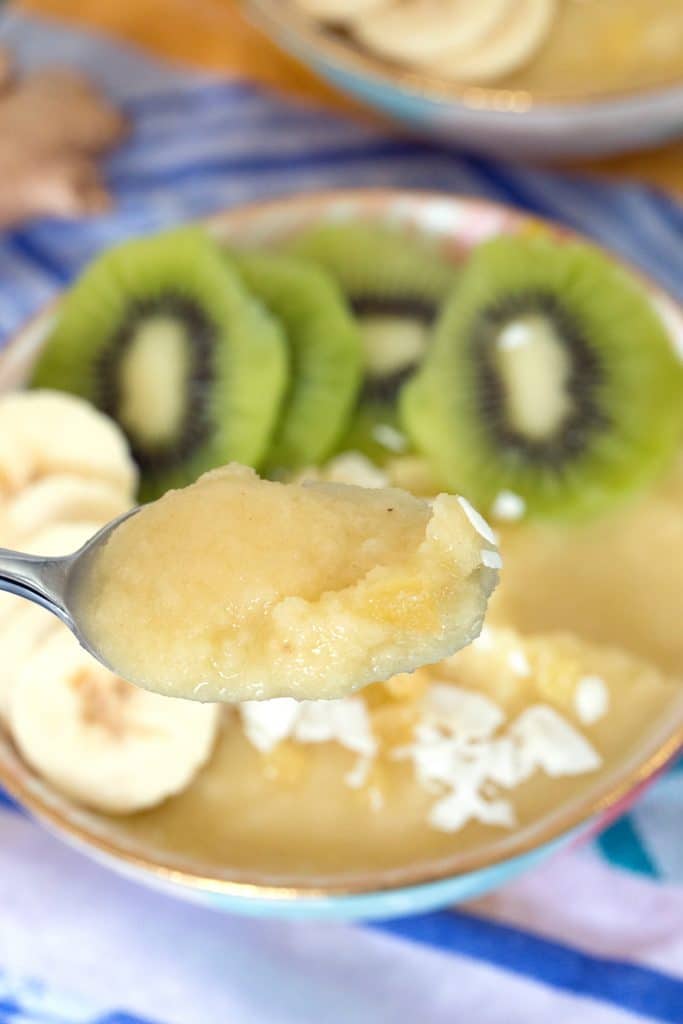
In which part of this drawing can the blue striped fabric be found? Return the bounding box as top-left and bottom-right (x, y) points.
(0, 974), (162, 1024)
(0, 12), (681, 1024)
(378, 911), (683, 1024)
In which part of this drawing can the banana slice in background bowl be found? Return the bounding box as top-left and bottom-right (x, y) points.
(9, 630), (221, 815)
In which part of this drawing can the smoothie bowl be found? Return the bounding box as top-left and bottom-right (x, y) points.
(0, 190), (681, 920)
(246, 0), (683, 158)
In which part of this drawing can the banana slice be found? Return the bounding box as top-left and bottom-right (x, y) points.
(9, 630), (221, 814)
(0, 520), (108, 618)
(5, 475), (131, 547)
(0, 522), (114, 717)
(22, 520), (107, 557)
(0, 603), (59, 724)
(294, 0), (391, 22)
(354, 0), (510, 64)
(430, 0), (555, 81)
(0, 391), (137, 497)
(0, 430), (31, 495)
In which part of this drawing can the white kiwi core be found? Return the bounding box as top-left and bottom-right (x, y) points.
(494, 315), (573, 441)
(362, 318), (429, 378)
(118, 316), (190, 446)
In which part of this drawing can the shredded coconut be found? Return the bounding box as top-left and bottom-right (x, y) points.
(239, 673), (603, 834)
(421, 682), (505, 739)
(294, 699), (377, 756)
(574, 675), (610, 725)
(456, 496), (498, 545)
(322, 452), (389, 489)
(240, 698), (300, 753)
(509, 705), (601, 776)
(481, 549), (503, 570)
(371, 424), (408, 454)
(239, 697), (376, 757)
(491, 490), (526, 522)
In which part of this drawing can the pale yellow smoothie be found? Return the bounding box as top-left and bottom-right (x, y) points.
(76, 463), (499, 702)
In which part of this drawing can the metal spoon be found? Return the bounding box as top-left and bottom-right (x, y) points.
(0, 508), (138, 670)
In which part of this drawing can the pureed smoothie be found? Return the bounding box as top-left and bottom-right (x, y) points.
(75, 463), (500, 702)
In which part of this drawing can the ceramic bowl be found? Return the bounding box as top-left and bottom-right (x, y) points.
(245, 0), (683, 159)
(1, 190), (681, 921)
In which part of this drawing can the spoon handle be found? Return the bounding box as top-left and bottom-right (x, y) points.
(0, 548), (74, 627)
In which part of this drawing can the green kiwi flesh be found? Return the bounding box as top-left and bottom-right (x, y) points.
(290, 221), (458, 460)
(401, 234), (683, 520)
(229, 251), (363, 471)
(31, 228), (288, 501)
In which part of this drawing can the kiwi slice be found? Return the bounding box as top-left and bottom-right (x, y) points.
(401, 234), (683, 520)
(290, 221), (457, 461)
(31, 228), (288, 501)
(229, 251), (362, 471)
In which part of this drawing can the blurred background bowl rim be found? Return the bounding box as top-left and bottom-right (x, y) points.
(0, 188), (682, 903)
(246, 0), (683, 112)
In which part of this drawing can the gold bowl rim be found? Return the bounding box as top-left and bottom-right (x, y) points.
(246, 0), (683, 111)
(1, 187), (682, 902)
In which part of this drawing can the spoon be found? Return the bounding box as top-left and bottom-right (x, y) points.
(0, 508), (138, 671)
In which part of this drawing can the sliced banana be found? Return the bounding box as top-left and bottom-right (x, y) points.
(0, 603), (59, 724)
(0, 390), (137, 497)
(354, 0), (510, 64)
(0, 521), (126, 728)
(430, 0), (555, 81)
(0, 522), (112, 718)
(22, 520), (107, 557)
(5, 475), (131, 547)
(9, 630), (221, 814)
(0, 430), (31, 496)
(294, 0), (391, 22)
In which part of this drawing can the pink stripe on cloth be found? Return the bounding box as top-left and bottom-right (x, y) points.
(474, 847), (683, 979)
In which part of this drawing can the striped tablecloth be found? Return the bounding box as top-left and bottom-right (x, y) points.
(0, 11), (681, 1024)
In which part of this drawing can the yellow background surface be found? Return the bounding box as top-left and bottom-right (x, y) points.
(18, 0), (683, 193)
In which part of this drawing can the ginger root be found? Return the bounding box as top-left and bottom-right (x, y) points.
(0, 52), (128, 228)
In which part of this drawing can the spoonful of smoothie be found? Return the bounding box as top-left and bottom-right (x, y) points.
(0, 463), (500, 702)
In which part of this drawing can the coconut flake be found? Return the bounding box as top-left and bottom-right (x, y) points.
(422, 682), (504, 740)
(240, 698), (299, 753)
(510, 705), (602, 776)
(371, 424), (408, 454)
(324, 453), (389, 489)
(294, 698), (377, 757)
(491, 490), (526, 522)
(239, 660), (604, 838)
(481, 549), (503, 570)
(457, 495), (498, 544)
(485, 737), (535, 788)
(429, 790), (514, 833)
(240, 696), (377, 758)
(574, 675), (610, 725)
